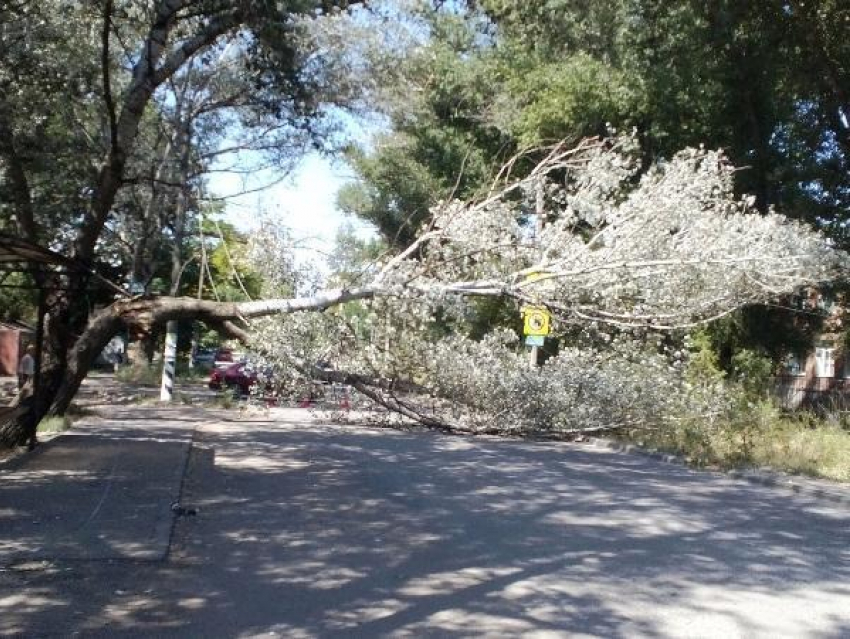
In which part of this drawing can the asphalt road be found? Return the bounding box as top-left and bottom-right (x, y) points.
(2, 407), (849, 637)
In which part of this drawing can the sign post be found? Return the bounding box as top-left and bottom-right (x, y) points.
(527, 179), (547, 368)
(522, 305), (551, 369)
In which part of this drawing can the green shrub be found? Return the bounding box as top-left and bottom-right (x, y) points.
(685, 330), (726, 386)
(730, 349), (773, 397)
(115, 362), (161, 385)
(217, 388), (238, 409)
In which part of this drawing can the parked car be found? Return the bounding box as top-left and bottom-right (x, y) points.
(208, 362), (273, 395)
(209, 362), (253, 394)
(214, 347), (234, 367)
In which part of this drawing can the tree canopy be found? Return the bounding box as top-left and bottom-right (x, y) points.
(0, 0), (364, 444)
(334, 0), (850, 373)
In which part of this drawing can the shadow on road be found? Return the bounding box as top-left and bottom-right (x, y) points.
(2, 407), (849, 637)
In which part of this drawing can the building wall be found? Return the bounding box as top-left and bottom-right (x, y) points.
(0, 328), (22, 376)
(774, 333), (850, 410)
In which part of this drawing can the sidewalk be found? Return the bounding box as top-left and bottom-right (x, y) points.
(0, 405), (199, 564)
(1, 372), (220, 409)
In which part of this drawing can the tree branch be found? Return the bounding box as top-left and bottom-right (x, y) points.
(75, 2), (242, 264)
(101, 0), (118, 155)
(0, 115), (39, 242)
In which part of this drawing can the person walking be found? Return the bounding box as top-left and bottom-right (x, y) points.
(17, 344), (35, 390)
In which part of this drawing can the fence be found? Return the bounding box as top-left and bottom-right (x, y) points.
(772, 376), (850, 412)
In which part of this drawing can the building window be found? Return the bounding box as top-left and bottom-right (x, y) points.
(815, 347), (835, 378)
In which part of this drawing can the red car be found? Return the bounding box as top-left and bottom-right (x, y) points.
(208, 362), (258, 395)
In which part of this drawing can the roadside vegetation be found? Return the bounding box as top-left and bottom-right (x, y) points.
(615, 340), (850, 482)
(618, 403), (850, 483)
(36, 416), (71, 435)
(115, 362), (209, 386)
(35, 404), (93, 437)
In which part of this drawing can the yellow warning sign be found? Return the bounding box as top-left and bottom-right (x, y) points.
(522, 306), (551, 337)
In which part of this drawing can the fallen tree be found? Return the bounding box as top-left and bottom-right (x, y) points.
(245, 137), (847, 434)
(3, 2), (840, 447)
(2, 135), (845, 445)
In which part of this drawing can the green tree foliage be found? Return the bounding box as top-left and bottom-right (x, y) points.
(204, 220), (265, 302)
(0, 1), (104, 242)
(0, 0), (365, 445)
(337, 140), (443, 247)
(348, 0), (849, 234)
(477, 0), (850, 228)
(326, 222), (385, 287)
(339, 0), (848, 367)
(0, 274), (36, 323)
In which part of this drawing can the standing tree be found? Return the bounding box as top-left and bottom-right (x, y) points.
(0, 0), (363, 445)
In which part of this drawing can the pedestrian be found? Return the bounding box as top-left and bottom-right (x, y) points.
(18, 344), (35, 390)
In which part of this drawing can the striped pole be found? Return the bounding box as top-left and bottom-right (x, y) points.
(160, 320), (178, 402)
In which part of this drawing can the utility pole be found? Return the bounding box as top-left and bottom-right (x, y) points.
(160, 322), (178, 402)
(160, 117), (192, 402)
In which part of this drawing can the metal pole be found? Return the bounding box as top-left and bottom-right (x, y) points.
(160, 319), (178, 402)
(528, 343), (538, 369)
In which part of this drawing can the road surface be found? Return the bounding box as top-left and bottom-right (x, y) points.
(1, 406), (849, 637)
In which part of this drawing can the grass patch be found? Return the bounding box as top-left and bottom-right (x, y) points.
(618, 402), (850, 482)
(115, 363), (161, 385)
(177, 392), (193, 406)
(37, 416), (71, 434)
(747, 420), (850, 481)
(115, 361), (210, 386)
(215, 388), (240, 409)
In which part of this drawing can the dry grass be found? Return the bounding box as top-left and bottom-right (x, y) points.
(748, 421), (850, 482)
(620, 402), (850, 483)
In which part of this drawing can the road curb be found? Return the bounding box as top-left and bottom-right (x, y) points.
(584, 437), (850, 506)
(163, 425), (198, 561)
(0, 410), (200, 565)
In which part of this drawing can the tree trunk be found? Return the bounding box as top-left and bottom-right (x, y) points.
(0, 302), (121, 447)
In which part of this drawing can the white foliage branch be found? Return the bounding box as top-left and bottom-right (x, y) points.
(238, 135), (845, 433)
(251, 294), (727, 434)
(377, 135), (845, 329)
(237, 135), (843, 325)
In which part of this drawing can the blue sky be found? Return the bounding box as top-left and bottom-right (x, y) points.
(209, 150), (377, 275)
(207, 105), (384, 278)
